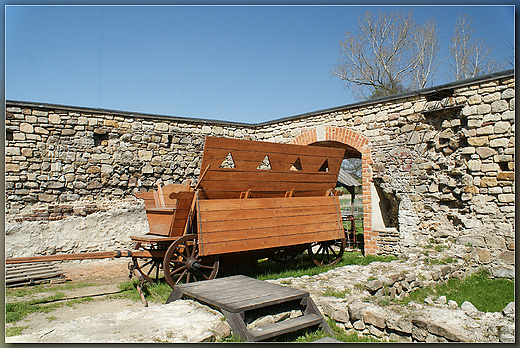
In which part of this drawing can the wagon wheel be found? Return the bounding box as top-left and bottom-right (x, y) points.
(307, 238), (346, 266)
(270, 248), (300, 263)
(132, 242), (167, 283)
(163, 234), (219, 289)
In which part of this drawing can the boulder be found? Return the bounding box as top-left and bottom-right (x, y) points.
(502, 302), (515, 318)
(428, 321), (469, 342)
(348, 302), (368, 321)
(365, 279), (383, 292)
(363, 309), (386, 329)
(461, 301), (482, 316)
(321, 302), (350, 323)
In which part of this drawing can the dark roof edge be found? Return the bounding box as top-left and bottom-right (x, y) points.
(6, 69), (514, 128)
(4, 100), (255, 128)
(256, 69), (515, 126)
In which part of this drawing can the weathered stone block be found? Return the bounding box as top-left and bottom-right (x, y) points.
(19, 123), (34, 133)
(467, 136), (489, 147)
(494, 154), (512, 163)
(321, 302), (350, 323)
(154, 123), (169, 132)
(466, 159), (481, 171)
(412, 326), (428, 341)
(491, 100), (509, 113)
(498, 194), (514, 203)
(467, 119), (482, 129)
(479, 177), (497, 187)
(5, 163), (20, 172)
(49, 114), (61, 124)
(494, 121), (511, 134)
(38, 193), (56, 202)
(476, 125), (494, 135)
(427, 321), (469, 342)
(481, 163), (499, 172)
(104, 120), (119, 127)
(138, 150), (153, 161)
(497, 171), (514, 181)
(475, 248), (490, 263)
(363, 309), (386, 328)
(477, 104), (491, 114)
(365, 280), (383, 292)
(489, 138), (509, 148)
(348, 302), (368, 321)
(467, 94), (482, 105)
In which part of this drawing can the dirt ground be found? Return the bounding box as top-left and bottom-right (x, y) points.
(6, 258), (224, 343)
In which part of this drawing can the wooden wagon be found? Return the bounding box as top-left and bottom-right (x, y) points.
(6, 136), (348, 290)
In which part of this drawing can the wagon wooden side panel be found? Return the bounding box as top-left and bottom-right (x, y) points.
(197, 195), (344, 256)
(197, 136), (345, 199)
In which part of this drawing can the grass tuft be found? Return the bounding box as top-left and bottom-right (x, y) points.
(395, 269), (514, 312)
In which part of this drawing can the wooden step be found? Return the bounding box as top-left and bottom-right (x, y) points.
(169, 275), (333, 342)
(248, 313), (323, 341)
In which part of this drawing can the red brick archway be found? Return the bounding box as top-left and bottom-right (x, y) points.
(291, 126), (377, 255)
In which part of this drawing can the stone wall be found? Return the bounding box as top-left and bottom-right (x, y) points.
(4, 70), (514, 275)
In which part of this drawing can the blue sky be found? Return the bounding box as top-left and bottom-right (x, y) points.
(5, 5), (515, 123)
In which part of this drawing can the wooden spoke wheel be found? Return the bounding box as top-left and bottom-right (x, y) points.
(163, 234), (219, 289)
(270, 247), (301, 263)
(132, 242), (168, 283)
(307, 238), (346, 266)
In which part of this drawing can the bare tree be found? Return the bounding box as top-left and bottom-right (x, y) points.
(331, 9), (440, 100)
(448, 14), (505, 80)
(505, 41), (514, 68)
(341, 158), (362, 180)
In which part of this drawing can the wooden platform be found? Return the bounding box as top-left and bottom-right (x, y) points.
(166, 275), (333, 342)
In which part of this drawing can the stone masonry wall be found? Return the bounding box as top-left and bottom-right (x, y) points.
(4, 70), (514, 277)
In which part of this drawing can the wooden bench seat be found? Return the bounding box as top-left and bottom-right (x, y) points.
(130, 234), (181, 243)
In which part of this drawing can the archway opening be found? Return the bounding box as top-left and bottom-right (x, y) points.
(310, 141), (364, 251)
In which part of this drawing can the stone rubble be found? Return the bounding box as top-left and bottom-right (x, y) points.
(264, 257), (515, 343)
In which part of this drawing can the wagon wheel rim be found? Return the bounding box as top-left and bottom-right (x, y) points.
(307, 238), (345, 267)
(132, 242), (166, 283)
(163, 234), (219, 289)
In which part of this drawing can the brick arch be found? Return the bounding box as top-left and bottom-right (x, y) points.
(290, 126), (377, 255)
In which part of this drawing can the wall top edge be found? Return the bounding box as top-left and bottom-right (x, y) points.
(6, 69), (514, 129)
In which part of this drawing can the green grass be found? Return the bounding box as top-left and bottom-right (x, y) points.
(322, 287), (350, 298)
(395, 269), (514, 312)
(423, 257), (455, 265)
(5, 280), (101, 326)
(109, 278), (173, 304)
(235, 251), (397, 281)
(6, 326), (29, 337)
(6, 281), (98, 298)
(6, 293), (66, 323)
(436, 269), (514, 312)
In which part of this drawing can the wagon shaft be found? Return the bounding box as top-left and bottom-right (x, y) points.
(5, 249), (161, 264)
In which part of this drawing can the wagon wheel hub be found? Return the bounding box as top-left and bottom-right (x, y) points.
(186, 258), (201, 271)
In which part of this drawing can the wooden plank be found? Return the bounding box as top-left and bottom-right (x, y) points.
(199, 196), (339, 212)
(168, 191), (195, 237)
(197, 190), (331, 200)
(201, 228), (341, 256)
(202, 136), (345, 160)
(6, 271), (64, 283)
(175, 275), (310, 313)
(249, 314), (323, 341)
(200, 207), (337, 223)
(199, 213), (338, 235)
(198, 181), (336, 197)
